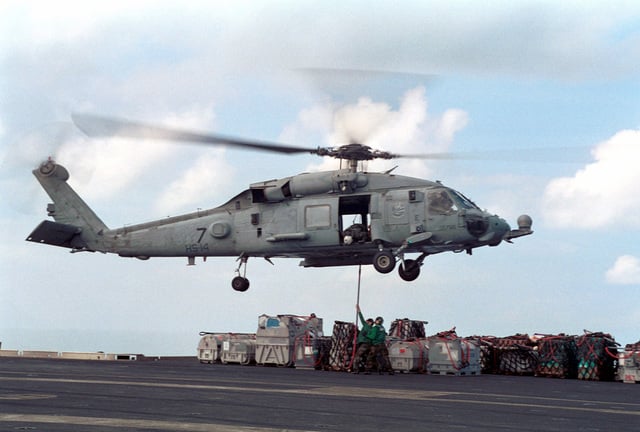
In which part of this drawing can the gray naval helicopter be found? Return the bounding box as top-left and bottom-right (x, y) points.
(27, 114), (533, 291)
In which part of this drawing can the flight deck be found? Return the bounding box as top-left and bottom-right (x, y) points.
(1, 357), (638, 432)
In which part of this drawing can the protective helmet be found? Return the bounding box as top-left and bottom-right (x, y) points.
(375, 316), (384, 324)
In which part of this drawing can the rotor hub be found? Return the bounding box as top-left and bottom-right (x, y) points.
(317, 143), (396, 161)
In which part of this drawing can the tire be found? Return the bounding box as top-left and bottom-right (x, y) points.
(373, 251), (396, 274)
(231, 276), (250, 292)
(398, 259), (420, 281)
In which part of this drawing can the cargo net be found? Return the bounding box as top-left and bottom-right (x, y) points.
(575, 331), (619, 381)
(329, 321), (356, 371)
(313, 337), (334, 370)
(535, 334), (577, 378)
(389, 319), (426, 340)
(466, 336), (499, 374)
(493, 334), (539, 375)
(291, 331), (318, 369)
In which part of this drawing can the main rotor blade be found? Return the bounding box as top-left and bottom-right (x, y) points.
(397, 146), (590, 164)
(394, 152), (472, 160)
(71, 113), (589, 164)
(71, 113), (318, 155)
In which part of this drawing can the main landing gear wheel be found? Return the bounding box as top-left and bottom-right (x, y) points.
(232, 254), (250, 292)
(398, 259), (420, 282)
(231, 276), (250, 292)
(373, 251), (396, 274)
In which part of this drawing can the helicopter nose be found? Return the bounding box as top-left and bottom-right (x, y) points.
(481, 215), (511, 246)
(495, 216), (511, 237)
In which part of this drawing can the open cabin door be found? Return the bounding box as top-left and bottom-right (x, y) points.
(339, 195), (371, 244)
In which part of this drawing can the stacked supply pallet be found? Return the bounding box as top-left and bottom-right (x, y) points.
(427, 329), (480, 376)
(329, 321), (356, 371)
(311, 337), (334, 370)
(535, 335), (577, 378)
(494, 334), (538, 375)
(388, 339), (428, 373)
(575, 331), (619, 381)
(255, 314), (323, 367)
(467, 336), (499, 374)
(387, 318), (429, 373)
(197, 332), (226, 364)
(617, 341), (640, 384)
(388, 319), (426, 340)
(219, 333), (257, 365)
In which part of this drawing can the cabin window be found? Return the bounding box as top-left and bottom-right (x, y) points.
(251, 188), (266, 203)
(305, 205), (331, 228)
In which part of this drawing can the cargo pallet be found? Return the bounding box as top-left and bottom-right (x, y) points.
(388, 339), (428, 374)
(427, 334), (481, 376)
(619, 369), (640, 384)
(616, 344), (640, 384)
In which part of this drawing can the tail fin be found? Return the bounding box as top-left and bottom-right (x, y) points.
(26, 160), (108, 252)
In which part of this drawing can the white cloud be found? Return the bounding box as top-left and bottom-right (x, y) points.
(56, 106), (218, 201)
(606, 255), (640, 285)
(541, 129), (640, 228)
(0, 1), (159, 51)
(278, 103), (334, 146)
(60, 136), (176, 200)
(154, 148), (234, 216)
(208, 3), (640, 80)
(285, 87), (468, 178)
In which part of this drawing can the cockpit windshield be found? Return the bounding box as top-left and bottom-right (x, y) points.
(450, 189), (480, 210)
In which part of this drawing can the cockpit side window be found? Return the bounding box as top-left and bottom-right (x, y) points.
(427, 189), (457, 215)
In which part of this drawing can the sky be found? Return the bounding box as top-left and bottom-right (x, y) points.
(1, 1), (639, 356)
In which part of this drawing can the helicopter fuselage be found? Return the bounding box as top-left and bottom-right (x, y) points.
(27, 161), (532, 290)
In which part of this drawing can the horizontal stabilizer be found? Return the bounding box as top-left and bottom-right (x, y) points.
(26, 220), (86, 249)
